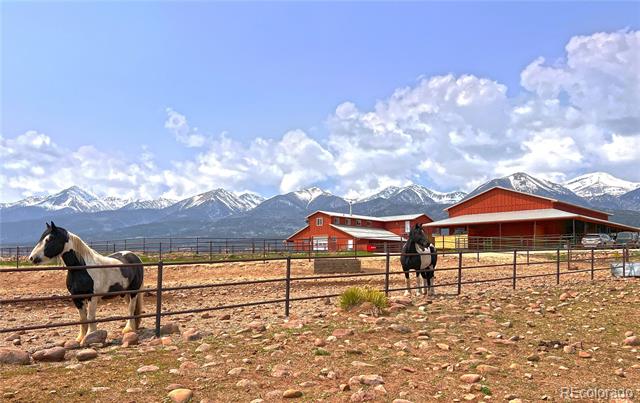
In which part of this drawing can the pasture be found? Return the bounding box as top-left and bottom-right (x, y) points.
(1, 250), (639, 402)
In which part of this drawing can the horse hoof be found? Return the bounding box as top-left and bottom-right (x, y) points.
(122, 326), (134, 334)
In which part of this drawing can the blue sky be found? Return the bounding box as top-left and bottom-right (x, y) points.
(1, 2), (639, 202)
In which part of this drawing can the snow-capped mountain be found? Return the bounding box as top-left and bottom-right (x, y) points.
(163, 188), (261, 220)
(32, 186), (116, 212)
(564, 172), (639, 198)
(292, 187), (332, 206)
(361, 185), (466, 204)
(120, 198), (176, 210)
(465, 172), (587, 206)
(237, 193), (265, 210)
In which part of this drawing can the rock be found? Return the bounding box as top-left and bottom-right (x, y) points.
(349, 374), (384, 386)
(477, 364), (499, 374)
(137, 365), (160, 373)
(374, 385), (387, 395)
(236, 379), (258, 389)
(271, 364), (291, 378)
(340, 384), (350, 392)
(559, 292), (570, 301)
(166, 384), (185, 391)
(0, 347), (31, 365)
(227, 367), (245, 376)
(390, 296), (412, 306)
(283, 389), (303, 398)
(389, 324), (412, 334)
(563, 345), (576, 354)
(32, 346), (67, 362)
(436, 343), (450, 351)
(392, 400), (414, 403)
(81, 330), (107, 346)
(500, 321), (512, 328)
(350, 388), (376, 401)
(526, 354), (540, 362)
(623, 336), (640, 346)
(459, 374), (482, 384)
(63, 340), (80, 350)
(122, 332), (138, 347)
(578, 351), (592, 359)
(160, 322), (181, 335)
(195, 343), (211, 353)
(219, 313), (231, 321)
(182, 328), (201, 341)
(167, 388), (193, 403)
(314, 338), (326, 347)
(76, 348), (98, 361)
(249, 321), (266, 332)
(91, 387), (110, 392)
(126, 387), (144, 393)
(615, 368), (625, 377)
(332, 328), (354, 338)
(625, 331), (634, 337)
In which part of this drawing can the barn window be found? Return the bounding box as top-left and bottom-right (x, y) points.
(366, 220), (372, 227)
(356, 219), (362, 226)
(346, 218), (352, 225)
(316, 217), (324, 226)
(333, 217), (340, 225)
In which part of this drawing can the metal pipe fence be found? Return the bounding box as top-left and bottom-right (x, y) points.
(0, 246), (637, 337)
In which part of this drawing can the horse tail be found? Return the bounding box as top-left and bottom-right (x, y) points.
(134, 292), (143, 328)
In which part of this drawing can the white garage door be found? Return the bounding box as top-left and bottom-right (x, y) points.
(313, 236), (328, 251)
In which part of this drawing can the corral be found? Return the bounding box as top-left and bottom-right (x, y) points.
(1, 247), (639, 402)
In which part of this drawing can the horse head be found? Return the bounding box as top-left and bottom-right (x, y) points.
(28, 222), (70, 264)
(409, 223), (429, 248)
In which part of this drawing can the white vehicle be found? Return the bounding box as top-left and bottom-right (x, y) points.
(581, 233), (614, 248)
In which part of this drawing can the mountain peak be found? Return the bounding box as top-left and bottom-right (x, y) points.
(292, 187), (331, 203)
(565, 172), (639, 197)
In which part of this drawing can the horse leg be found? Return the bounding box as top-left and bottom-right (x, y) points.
(75, 301), (88, 343)
(422, 274), (429, 296)
(123, 294), (137, 333)
(403, 270), (411, 296)
(428, 269), (435, 296)
(86, 296), (99, 334)
(415, 272), (422, 296)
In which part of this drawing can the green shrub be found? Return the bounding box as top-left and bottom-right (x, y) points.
(339, 287), (388, 311)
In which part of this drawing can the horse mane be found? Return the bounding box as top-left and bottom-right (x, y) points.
(68, 232), (113, 265)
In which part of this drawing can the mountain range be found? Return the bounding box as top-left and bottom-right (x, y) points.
(1, 172), (639, 244)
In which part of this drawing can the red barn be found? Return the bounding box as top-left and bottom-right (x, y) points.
(287, 211), (433, 252)
(425, 187), (639, 243)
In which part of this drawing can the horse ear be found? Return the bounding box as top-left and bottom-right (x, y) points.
(50, 221), (57, 230)
(46, 222), (51, 229)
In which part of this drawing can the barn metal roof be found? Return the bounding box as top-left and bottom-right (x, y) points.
(330, 224), (406, 241)
(424, 208), (640, 231)
(312, 210), (425, 222)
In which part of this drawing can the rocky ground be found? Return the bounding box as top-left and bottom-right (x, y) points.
(1, 252), (639, 402)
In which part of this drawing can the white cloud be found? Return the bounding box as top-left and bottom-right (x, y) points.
(2, 29), (639, 202)
(164, 108), (207, 147)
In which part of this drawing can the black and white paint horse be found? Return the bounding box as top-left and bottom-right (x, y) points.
(28, 222), (144, 343)
(400, 224), (438, 296)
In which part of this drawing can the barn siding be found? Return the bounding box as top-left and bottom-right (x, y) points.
(448, 188), (553, 217)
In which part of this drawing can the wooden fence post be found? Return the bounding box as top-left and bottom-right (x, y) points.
(154, 261), (164, 337)
(159, 242), (162, 261)
(209, 241), (213, 260)
(590, 248), (594, 281)
(384, 250), (390, 296)
(285, 257), (291, 317)
(16, 246), (19, 269)
(622, 246), (626, 277)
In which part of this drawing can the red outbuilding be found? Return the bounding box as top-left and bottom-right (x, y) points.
(424, 187), (639, 244)
(286, 211), (433, 252)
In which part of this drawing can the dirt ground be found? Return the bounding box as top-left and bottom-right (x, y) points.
(1, 251), (639, 402)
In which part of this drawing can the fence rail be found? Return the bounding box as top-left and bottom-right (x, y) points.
(0, 246), (637, 336)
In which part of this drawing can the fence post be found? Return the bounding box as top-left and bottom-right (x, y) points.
(590, 248), (594, 281)
(526, 249), (530, 266)
(113, 243), (116, 253)
(154, 261), (164, 337)
(196, 237), (200, 255)
(285, 257), (291, 317)
(512, 250), (517, 290)
(142, 238), (146, 255)
(457, 251), (462, 295)
(169, 238), (173, 254)
(567, 243), (571, 271)
(556, 249), (560, 285)
(384, 250), (390, 296)
(16, 246), (19, 269)
(252, 240), (255, 255)
(159, 242), (162, 261)
(622, 246), (626, 277)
